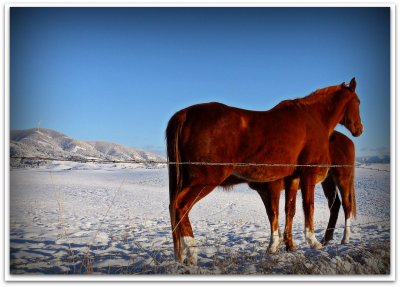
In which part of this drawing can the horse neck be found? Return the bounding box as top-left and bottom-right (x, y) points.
(306, 89), (350, 134)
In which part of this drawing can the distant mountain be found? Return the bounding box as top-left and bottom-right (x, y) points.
(10, 128), (166, 167)
(356, 155), (390, 164)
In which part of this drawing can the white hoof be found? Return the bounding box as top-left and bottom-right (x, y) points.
(310, 240), (323, 249)
(181, 236), (198, 266)
(341, 219), (351, 245)
(267, 242), (280, 254)
(305, 228), (323, 249)
(267, 230), (282, 254)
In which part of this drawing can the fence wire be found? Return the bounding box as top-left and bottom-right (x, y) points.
(10, 156), (390, 172)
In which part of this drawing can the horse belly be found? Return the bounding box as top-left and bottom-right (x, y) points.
(232, 165), (296, 183)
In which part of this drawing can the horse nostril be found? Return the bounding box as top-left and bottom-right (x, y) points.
(351, 125), (363, 137)
(356, 127), (363, 136)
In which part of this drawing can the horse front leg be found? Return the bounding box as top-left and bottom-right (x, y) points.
(300, 174), (323, 249)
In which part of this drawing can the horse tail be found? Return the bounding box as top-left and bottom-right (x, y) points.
(349, 164), (357, 219)
(166, 109), (186, 257)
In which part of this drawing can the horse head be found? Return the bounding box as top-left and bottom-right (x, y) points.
(340, 78), (363, 137)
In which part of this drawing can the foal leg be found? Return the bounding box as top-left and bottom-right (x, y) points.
(255, 182), (282, 254)
(283, 178), (299, 251)
(300, 174), (323, 249)
(172, 184), (216, 265)
(321, 175), (341, 245)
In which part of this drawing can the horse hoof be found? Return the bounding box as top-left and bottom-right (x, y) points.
(181, 257), (197, 266)
(341, 239), (349, 244)
(267, 242), (281, 254)
(286, 244), (297, 252)
(267, 237), (282, 254)
(311, 241), (323, 249)
(321, 238), (332, 246)
(267, 246), (278, 254)
(175, 253), (185, 264)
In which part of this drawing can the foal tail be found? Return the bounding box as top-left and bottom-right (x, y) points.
(166, 110), (187, 256)
(349, 165), (357, 219)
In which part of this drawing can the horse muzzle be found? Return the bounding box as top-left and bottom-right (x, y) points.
(351, 124), (363, 137)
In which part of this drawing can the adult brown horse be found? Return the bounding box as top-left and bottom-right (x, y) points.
(166, 78), (363, 265)
(220, 131), (356, 253)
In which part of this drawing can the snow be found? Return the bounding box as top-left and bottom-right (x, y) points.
(9, 163), (390, 275)
(71, 146), (86, 153)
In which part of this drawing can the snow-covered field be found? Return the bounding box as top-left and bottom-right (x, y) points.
(9, 163), (391, 275)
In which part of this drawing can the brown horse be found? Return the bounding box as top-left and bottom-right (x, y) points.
(221, 131), (356, 253)
(166, 78), (362, 265)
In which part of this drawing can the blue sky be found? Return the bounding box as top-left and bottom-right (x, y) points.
(10, 7), (390, 157)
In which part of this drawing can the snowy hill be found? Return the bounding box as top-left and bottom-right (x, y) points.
(10, 128), (165, 168)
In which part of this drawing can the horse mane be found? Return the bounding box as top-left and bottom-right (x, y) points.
(274, 84), (343, 110)
(297, 85), (342, 106)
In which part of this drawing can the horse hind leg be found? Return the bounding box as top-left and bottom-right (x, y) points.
(337, 179), (352, 244)
(321, 175), (341, 245)
(253, 181), (282, 254)
(283, 178), (299, 252)
(172, 184), (216, 265)
(266, 189), (282, 254)
(169, 204), (181, 262)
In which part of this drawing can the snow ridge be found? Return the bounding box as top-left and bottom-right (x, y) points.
(10, 128), (165, 168)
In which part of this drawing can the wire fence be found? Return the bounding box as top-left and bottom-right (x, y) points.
(10, 156), (390, 172)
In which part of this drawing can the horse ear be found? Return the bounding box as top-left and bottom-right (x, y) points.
(341, 82), (347, 88)
(349, 77), (357, 92)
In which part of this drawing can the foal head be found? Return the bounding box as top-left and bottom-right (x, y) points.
(339, 78), (363, 137)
